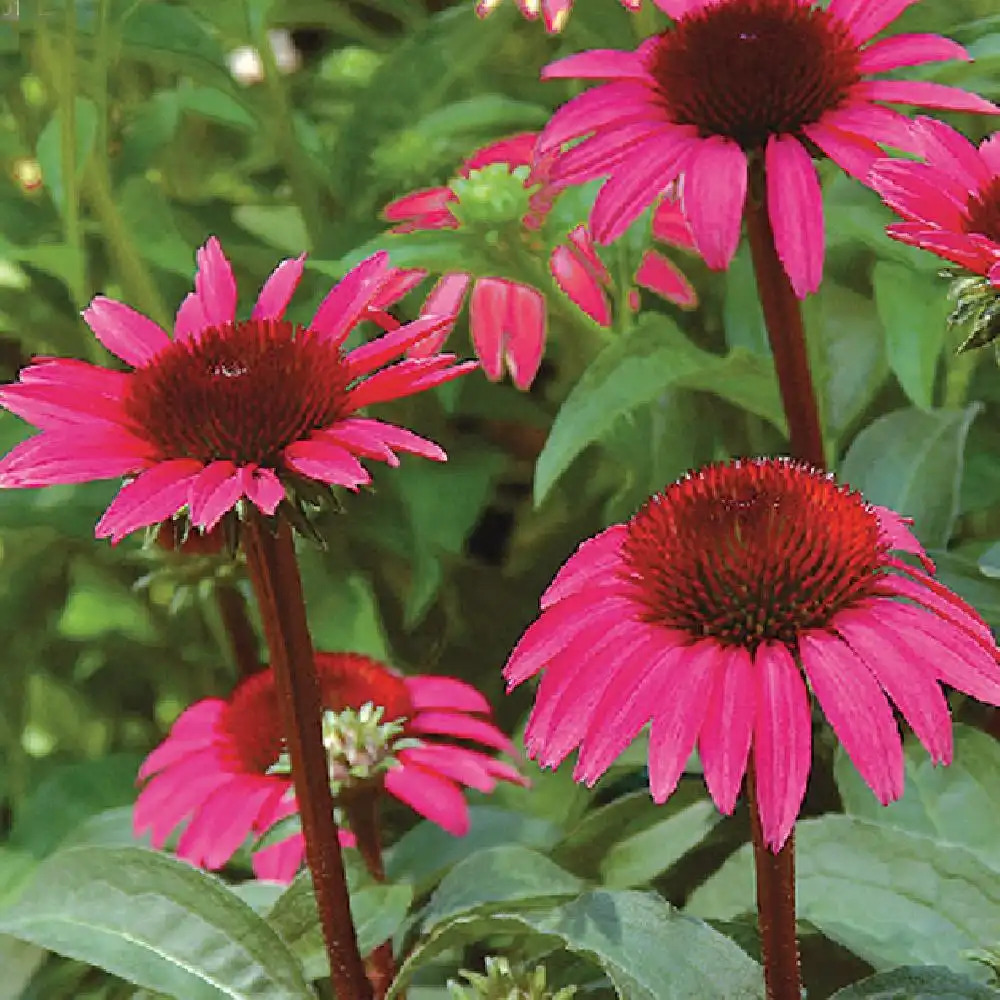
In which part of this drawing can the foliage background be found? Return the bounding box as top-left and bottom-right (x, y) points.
(3, 0), (1000, 998)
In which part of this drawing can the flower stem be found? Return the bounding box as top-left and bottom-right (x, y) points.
(747, 758), (801, 1000)
(214, 580), (261, 680)
(744, 160), (825, 471)
(340, 785), (395, 1000)
(242, 514), (371, 1000)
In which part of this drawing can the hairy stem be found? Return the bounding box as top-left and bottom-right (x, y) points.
(744, 160), (825, 470)
(242, 515), (371, 1000)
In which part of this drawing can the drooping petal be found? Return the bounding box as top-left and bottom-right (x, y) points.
(753, 642), (811, 851)
(187, 460), (243, 531)
(835, 605), (952, 765)
(699, 645), (755, 815)
(542, 49), (648, 81)
(684, 137), (747, 270)
(803, 121), (881, 181)
(857, 80), (1000, 116)
(176, 779), (277, 870)
(765, 135), (824, 298)
(283, 439), (372, 490)
(799, 632), (904, 805)
(96, 460), (204, 542)
(550, 245), (612, 327)
(407, 273), (470, 359)
(252, 832), (305, 884)
(0, 428), (150, 487)
(503, 282), (546, 390)
(321, 418), (446, 465)
(384, 762), (470, 835)
(537, 82), (658, 153)
(469, 278), (509, 382)
(407, 711), (514, 754)
(857, 34), (968, 73)
(912, 116), (994, 190)
(405, 675), (491, 715)
(646, 639), (719, 802)
(635, 250), (698, 308)
(541, 524), (627, 608)
(252, 254), (306, 321)
(82, 297), (172, 367)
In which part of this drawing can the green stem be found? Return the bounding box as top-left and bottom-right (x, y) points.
(747, 758), (801, 1000)
(943, 348), (978, 409)
(249, 6), (324, 250)
(242, 514), (371, 1000)
(744, 159), (825, 470)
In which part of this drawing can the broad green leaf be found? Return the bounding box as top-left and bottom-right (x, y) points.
(0, 846), (316, 999)
(830, 965), (1000, 998)
(386, 806), (561, 891)
(534, 316), (786, 505)
(234, 206), (310, 257)
(0, 935), (45, 1000)
(687, 815), (1000, 976)
(873, 261), (950, 410)
(119, 177), (200, 277)
(392, 890), (764, 1000)
(839, 405), (981, 547)
(600, 787), (721, 889)
(722, 244), (769, 357)
(422, 846), (583, 929)
(413, 96), (549, 140)
(809, 282), (887, 442)
(35, 97), (98, 217)
(267, 872), (412, 981)
(934, 548), (1000, 631)
(835, 725), (1000, 869)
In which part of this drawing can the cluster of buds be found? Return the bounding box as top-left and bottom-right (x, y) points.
(449, 957), (577, 1000)
(946, 272), (1000, 355)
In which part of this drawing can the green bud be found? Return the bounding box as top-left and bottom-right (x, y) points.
(450, 164), (533, 229)
(448, 957), (577, 1000)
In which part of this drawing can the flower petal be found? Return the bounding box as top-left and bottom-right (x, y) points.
(96, 460), (204, 543)
(858, 33), (968, 73)
(252, 254), (306, 321)
(239, 466), (285, 515)
(635, 250), (698, 308)
(194, 237), (238, 328)
(187, 460), (243, 531)
(283, 439), (372, 490)
(766, 135), (824, 298)
(82, 297), (171, 367)
(550, 245), (612, 327)
(858, 80), (1000, 115)
(685, 137), (747, 269)
(405, 675), (491, 715)
(753, 642), (811, 851)
(384, 762), (469, 834)
(311, 251), (392, 346)
(542, 49), (648, 81)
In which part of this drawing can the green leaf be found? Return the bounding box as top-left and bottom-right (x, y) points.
(600, 786), (722, 889)
(393, 890), (764, 1000)
(687, 815), (1000, 976)
(835, 724), (1000, 870)
(534, 316), (786, 505)
(412, 96), (549, 140)
(35, 97), (98, 217)
(839, 405), (981, 547)
(829, 965), (1000, 998)
(118, 177), (197, 277)
(267, 873), (412, 981)
(873, 261), (950, 410)
(0, 935), (46, 999)
(233, 206), (310, 257)
(722, 244), (769, 357)
(808, 282), (887, 442)
(0, 846), (316, 999)
(421, 846), (583, 929)
(386, 806), (561, 891)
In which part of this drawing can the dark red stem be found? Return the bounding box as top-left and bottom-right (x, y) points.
(747, 758), (801, 1000)
(215, 580), (261, 679)
(744, 159), (826, 471)
(242, 514), (371, 1000)
(340, 785), (396, 1000)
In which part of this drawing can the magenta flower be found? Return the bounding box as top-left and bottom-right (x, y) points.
(505, 458), (1000, 852)
(384, 133), (696, 388)
(0, 239), (475, 543)
(536, 0), (998, 298)
(475, 0), (641, 34)
(871, 117), (1000, 286)
(136, 652), (525, 882)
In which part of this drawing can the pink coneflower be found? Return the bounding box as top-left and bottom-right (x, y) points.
(135, 652), (524, 882)
(383, 133), (696, 388)
(505, 458), (1000, 851)
(871, 117), (1000, 286)
(536, 0), (998, 298)
(475, 0), (641, 34)
(0, 239), (474, 543)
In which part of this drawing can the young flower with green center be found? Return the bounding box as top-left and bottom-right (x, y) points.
(475, 0), (641, 34)
(505, 458), (1000, 852)
(383, 133), (697, 389)
(136, 652), (524, 883)
(0, 238), (474, 542)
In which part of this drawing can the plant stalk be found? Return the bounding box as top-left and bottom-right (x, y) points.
(747, 758), (801, 1000)
(744, 160), (826, 470)
(214, 580), (261, 680)
(242, 514), (371, 1000)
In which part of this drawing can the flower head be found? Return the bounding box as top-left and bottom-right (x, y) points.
(537, 0), (998, 298)
(383, 133), (696, 388)
(871, 118), (1000, 287)
(475, 0), (641, 34)
(0, 239), (474, 543)
(505, 458), (1000, 851)
(135, 651), (525, 882)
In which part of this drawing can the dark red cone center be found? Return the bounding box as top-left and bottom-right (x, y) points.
(124, 320), (353, 466)
(965, 177), (1000, 243)
(648, 0), (861, 150)
(620, 459), (887, 649)
(222, 653), (415, 774)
